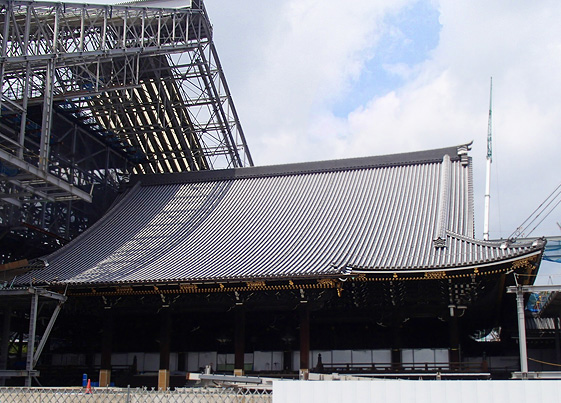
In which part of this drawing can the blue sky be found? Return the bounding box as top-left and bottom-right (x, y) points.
(333, 1), (441, 117)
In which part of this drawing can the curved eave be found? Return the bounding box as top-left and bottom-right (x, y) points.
(54, 268), (342, 288)
(346, 248), (544, 276)
(345, 235), (546, 275)
(60, 250), (544, 297)
(50, 241), (544, 290)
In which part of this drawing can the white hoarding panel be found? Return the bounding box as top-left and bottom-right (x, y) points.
(273, 380), (561, 403)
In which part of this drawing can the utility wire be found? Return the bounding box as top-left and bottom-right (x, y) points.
(526, 196), (561, 237)
(510, 181), (561, 239)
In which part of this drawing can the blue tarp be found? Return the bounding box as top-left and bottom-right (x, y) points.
(544, 239), (561, 263)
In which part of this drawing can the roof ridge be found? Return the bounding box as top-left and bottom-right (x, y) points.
(133, 144), (471, 187)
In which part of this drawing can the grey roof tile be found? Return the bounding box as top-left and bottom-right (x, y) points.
(15, 144), (545, 286)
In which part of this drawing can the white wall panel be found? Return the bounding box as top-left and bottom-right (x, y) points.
(254, 351), (271, 371)
(372, 349), (391, 364)
(272, 352), (283, 372)
(144, 353), (159, 372)
(187, 352), (199, 372)
(414, 348), (435, 364)
(311, 350), (332, 366)
(352, 350), (372, 364)
(254, 351), (281, 371)
(217, 354), (231, 366)
(292, 352), (300, 372)
(402, 349), (413, 364)
(169, 352), (178, 372)
(198, 351), (217, 371)
(112, 353), (128, 366)
(434, 349), (448, 363)
(332, 350), (352, 365)
(128, 353), (144, 372)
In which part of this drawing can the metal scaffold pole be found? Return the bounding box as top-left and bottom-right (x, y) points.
(515, 287), (528, 375)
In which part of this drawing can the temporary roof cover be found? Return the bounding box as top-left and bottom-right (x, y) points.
(15, 144), (545, 286)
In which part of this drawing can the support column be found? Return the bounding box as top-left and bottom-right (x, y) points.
(391, 324), (402, 372)
(283, 350), (292, 372)
(299, 305), (310, 379)
(555, 317), (561, 366)
(0, 305), (11, 386)
(0, 2), (12, 115)
(158, 309), (172, 390)
(25, 292), (38, 386)
(516, 288), (528, 375)
(234, 308), (246, 376)
(38, 59), (56, 171)
(449, 310), (460, 370)
(17, 8), (31, 159)
(99, 310), (113, 387)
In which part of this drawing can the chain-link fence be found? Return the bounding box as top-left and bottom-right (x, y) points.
(0, 386), (272, 402)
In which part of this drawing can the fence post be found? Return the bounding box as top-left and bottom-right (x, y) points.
(126, 384), (131, 403)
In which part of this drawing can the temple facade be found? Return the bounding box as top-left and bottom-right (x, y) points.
(2, 144), (546, 387)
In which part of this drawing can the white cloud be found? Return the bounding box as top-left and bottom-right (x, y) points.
(207, 0), (561, 241)
(207, 0), (415, 162)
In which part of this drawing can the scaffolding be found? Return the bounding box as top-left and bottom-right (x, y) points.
(0, 0), (253, 261)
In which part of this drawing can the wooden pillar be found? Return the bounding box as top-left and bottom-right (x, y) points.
(158, 309), (172, 390)
(391, 324), (402, 371)
(449, 309), (460, 370)
(283, 350), (292, 372)
(0, 305), (11, 386)
(555, 316), (561, 365)
(99, 310), (113, 387)
(299, 305), (310, 379)
(234, 308), (246, 376)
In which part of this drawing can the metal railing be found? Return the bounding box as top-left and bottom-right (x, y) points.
(0, 386), (272, 402)
(319, 361), (488, 373)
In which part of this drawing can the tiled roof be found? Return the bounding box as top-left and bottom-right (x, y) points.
(15, 144), (545, 286)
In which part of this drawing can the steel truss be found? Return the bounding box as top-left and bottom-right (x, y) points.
(0, 0), (253, 261)
(0, 287), (67, 386)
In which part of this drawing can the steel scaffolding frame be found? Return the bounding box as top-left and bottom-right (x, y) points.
(0, 0), (252, 261)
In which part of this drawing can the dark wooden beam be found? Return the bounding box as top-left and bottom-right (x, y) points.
(299, 304), (310, 378)
(99, 309), (113, 387)
(391, 323), (402, 371)
(159, 309), (172, 370)
(234, 307), (246, 376)
(158, 308), (172, 390)
(449, 313), (460, 369)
